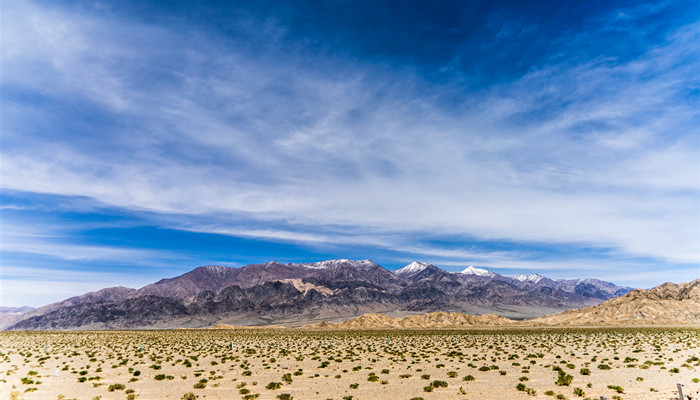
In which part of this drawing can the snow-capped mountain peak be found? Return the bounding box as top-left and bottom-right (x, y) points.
(514, 273), (546, 284)
(300, 259), (376, 270)
(394, 261), (432, 277)
(460, 266), (496, 278)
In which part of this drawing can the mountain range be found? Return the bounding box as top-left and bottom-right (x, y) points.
(3, 259), (634, 330)
(306, 279), (699, 328)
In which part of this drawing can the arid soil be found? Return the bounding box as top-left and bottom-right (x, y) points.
(1, 328), (698, 400)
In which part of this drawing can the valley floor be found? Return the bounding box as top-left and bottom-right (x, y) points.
(1, 328), (698, 400)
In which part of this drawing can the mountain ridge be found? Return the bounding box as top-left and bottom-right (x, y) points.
(305, 279), (699, 329)
(5, 259), (635, 330)
(529, 279), (700, 326)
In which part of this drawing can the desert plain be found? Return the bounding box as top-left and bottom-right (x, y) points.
(1, 328), (698, 400)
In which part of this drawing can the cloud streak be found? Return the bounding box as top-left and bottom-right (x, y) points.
(1, 0), (698, 304)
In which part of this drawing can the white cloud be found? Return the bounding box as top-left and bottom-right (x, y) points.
(0, 221), (169, 263)
(1, 0), (698, 281)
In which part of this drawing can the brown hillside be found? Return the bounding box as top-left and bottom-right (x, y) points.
(304, 311), (514, 329)
(529, 279), (700, 326)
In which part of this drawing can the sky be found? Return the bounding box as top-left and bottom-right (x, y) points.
(1, 0), (699, 307)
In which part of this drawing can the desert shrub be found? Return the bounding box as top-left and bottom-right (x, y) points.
(555, 370), (573, 386)
(607, 385), (624, 393)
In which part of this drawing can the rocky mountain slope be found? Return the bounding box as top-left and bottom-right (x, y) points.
(6, 259), (633, 330)
(304, 280), (699, 329)
(530, 279), (700, 326)
(0, 306), (35, 330)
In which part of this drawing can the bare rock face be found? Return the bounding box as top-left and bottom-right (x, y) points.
(5, 259), (646, 330)
(529, 279), (700, 326)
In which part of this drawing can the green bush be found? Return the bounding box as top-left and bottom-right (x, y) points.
(108, 384), (125, 391)
(555, 370), (573, 386)
(607, 385), (624, 393)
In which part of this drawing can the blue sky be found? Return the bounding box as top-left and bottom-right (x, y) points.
(1, 0), (699, 307)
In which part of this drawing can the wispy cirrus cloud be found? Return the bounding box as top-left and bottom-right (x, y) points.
(1, 0), (698, 307)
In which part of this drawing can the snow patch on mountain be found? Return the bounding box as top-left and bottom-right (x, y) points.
(460, 266), (496, 278)
(514, 273), (546, 284)
(394, 261), (432, 277)
(300, 259), (377, 269)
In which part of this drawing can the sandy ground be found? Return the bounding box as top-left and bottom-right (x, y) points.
(1, 328), (698, 400)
